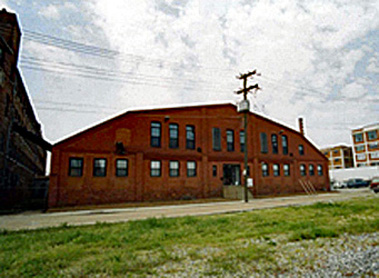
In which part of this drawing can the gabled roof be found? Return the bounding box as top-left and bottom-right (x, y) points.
(53, 102), (236, 146)
(53, 102), (327, 160)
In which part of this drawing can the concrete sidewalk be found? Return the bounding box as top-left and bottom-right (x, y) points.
(0, 189), (374, 231)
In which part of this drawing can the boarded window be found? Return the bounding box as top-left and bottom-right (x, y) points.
(260, 133), (268, 153)
(240, 131), (245, 152)
(212, 128), (221, 151)
(226, 130), (234, 152)
(300, 164), (306, 176)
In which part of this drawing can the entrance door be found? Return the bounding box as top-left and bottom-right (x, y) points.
(223, 164), (241, 185)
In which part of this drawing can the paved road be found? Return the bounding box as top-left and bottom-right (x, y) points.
(0, 189), (375, 231)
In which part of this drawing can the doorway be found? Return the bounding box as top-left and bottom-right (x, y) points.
(223, 164), (241, 185)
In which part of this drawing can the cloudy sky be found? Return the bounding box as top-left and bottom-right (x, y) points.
(2, 0), (379, 148)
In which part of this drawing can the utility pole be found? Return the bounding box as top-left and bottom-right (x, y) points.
(235, 69), (261, 203)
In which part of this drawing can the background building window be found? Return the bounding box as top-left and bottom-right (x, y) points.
(368, 142), (378, 150)
(283, 164), (290, 176)
(69, 157), (83, 177)
(187, 161), (196, 177)
(367, 130), (378, 140)
(309, 164), (314, 176)
(93, 158), (107, 177)
(271, 134), (278, 154)
(240, 131), (245, 152)
(212, 165), (217, 177)
(169, 123), (179, 149)
(298, 144), (304, 155)
(260, 132), (268, 154)
(273, 164), (280, 176)
(356, 145), (365, 152)
(150, 160), (161, 177)
(169, 161), (180, 177)
(262, 163), (269, 177)
(151, 122), (161, 147)
(226, 130), (234, 152)
(186, 125), (195, 149)
(300, 164), (306, 176)
(317, 165), (323, 176)
(281, 135), (288, 155)
(116, 159), (128, 177)
(212, 128), (221, 151)
(354, 133), (363, 143)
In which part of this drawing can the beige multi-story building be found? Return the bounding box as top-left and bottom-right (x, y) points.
(352, 123), (379, 167)
(321, 145), (354, 170)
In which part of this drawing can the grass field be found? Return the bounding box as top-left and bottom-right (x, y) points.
(0, 196), (378, 277)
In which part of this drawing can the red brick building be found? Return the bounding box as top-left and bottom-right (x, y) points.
(0, 9), (48, 210)
(48, 103), (329, 208)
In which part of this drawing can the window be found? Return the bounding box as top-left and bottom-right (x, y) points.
(282, 135), (288, 155)
(68, 158), (83, 177)
(169, 123), (179, 148)
(354, 133), (363, 143)
(226, 130), (234, 152)
(240, 131), (245, 152)
(309, 164), (314, 176)
(93, 158), (107, 177)
(300, 164), (306, 176)
(271, 134), (278, 154)
(212, 165), (217, 177)
(151, 122), (161, 147)
(169, 161), (180, 177)
(334, 158), (340, 163)
(317, 165), (323, 176)
(367, 130), (378, 140)
(212, 128), (221, 151)
(150, 160), (161, 177)
(298, 144), (304, 155)
(116, 159), (128, 177)
(333, 150), (339, 155)
(273, 164), (280, 176)
(186, 125), (195, 149)
(260, 133), (268, 153)
(368, 142), (378, 150)
(356, 145), (365, 152)
(357, 153), (366, 160)
(283, 164), (290, 176)
(262, 163), (269, 177)
(187, 161), (197, 177)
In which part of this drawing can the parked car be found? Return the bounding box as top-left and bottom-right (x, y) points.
(369, 177), (379, 193)
(346, 178), (370, 188)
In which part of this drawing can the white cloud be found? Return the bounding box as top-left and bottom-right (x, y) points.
(38, 4), (60, 20)
(19, 0), (379, 146)
(366, 56), (379, 73)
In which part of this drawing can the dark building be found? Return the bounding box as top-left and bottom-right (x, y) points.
(0, 9), (48, 210)
(49, 103), (329, 208)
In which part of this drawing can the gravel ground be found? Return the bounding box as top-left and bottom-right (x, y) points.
(151, 232), (378, 277)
